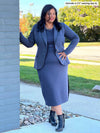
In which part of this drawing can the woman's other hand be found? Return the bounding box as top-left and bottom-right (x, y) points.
(58, 52), (67, 60)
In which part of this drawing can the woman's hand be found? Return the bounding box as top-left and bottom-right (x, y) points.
(58, 52), (67, 60)
(19, 27), (21, 32)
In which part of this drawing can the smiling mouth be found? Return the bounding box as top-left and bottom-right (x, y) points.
(50, 18), (54, 20)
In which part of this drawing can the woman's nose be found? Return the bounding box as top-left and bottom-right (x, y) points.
(50, 14), (54, 17)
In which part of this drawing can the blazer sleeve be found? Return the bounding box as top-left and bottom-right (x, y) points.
(20, 25), (35, 48)
(62, 23), (80, 55)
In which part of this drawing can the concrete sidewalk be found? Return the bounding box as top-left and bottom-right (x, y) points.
(20, 82), (100, 120)
(5, 81), (100, 133)
(5, 116), (100, 133)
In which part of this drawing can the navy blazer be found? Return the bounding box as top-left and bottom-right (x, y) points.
(20, 22), (80, 70)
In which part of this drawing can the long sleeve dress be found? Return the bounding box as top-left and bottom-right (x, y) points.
(37, 26), (69, 106)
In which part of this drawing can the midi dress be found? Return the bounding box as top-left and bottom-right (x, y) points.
(37, 26), (69, 106)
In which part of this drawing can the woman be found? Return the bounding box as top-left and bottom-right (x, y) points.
(20, 4), (79, 132)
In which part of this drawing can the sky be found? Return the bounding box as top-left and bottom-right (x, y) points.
(19, 0), (71, 16)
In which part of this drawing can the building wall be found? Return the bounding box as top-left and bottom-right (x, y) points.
(0, 0), (20, 132)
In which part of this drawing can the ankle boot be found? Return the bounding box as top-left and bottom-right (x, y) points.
(49, 110), (57, 126)
(56, 113), (65, 132)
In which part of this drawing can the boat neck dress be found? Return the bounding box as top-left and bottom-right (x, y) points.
(37, 26), (69, 106)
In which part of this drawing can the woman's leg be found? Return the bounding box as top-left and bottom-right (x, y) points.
(49, 106), (57, 126)
(52, 105), (65, 132)
(51, 105), (63, 115)
(51, 106), (55, 111)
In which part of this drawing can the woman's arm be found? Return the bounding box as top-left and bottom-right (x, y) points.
(62, 23), (80, 55)
(20, 25), (35, 48)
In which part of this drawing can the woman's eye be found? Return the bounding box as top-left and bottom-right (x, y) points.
(48, 13), (56, 15)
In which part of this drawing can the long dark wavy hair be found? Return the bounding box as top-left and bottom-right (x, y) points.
(37, 4), (62, 32)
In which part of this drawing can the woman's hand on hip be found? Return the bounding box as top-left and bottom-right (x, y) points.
(58, 52), (67, 60)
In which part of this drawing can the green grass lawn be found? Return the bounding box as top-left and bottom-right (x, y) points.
(64, 42), (100, 47)
(20, 54), (36, 57)
(20, 58), (100, 98)
(20, 42), (100, 47)
(69, 58), (100, 63)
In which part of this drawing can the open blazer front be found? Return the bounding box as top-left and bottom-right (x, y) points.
(20, 22), (80, 70)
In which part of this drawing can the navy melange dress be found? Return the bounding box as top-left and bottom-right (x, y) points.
(37, 27), (69, 106)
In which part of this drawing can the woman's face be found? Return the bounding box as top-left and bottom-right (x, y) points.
(45, 8), (56, 23)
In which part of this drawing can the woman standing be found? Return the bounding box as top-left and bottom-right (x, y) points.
(20, 4), (79, 132)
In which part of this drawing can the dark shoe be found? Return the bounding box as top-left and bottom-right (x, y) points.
(56, 113), (65, 132)
(49, 110), (57, 126)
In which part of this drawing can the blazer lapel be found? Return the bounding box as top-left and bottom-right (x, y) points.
(41, 28), (47, 47)
(41, 24), (58, 47)
(54, 25), (58, 44)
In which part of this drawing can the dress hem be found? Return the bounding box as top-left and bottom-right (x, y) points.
(45, 99), (69, 106)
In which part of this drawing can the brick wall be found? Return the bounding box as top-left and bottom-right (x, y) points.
(0, 0), (20, 132)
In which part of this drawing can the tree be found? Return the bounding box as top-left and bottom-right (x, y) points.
(20, 16), (28, 33)
(58, 0), (100, 41)
(20, 12), (40, 37)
